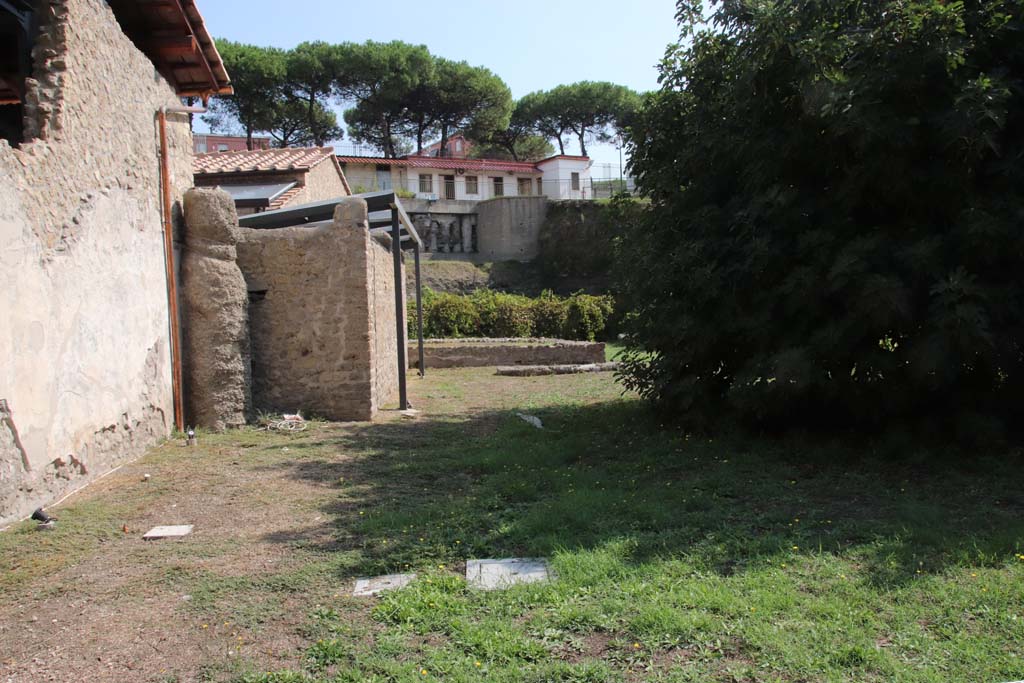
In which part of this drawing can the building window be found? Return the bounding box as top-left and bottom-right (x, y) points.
(537, 178), (543, 195)
(0, 1), (37, 146)
(465, 175), (478, 194)
(492, 177), (504, 197)
(517, 177), (532, 195)
(217, 143), (229, 152)
(419, 174), (433, 193)
(571, 172), (580, 191)
(455, 139), (462, 152)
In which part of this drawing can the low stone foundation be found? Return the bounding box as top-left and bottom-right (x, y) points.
(409, 338), (605, 369)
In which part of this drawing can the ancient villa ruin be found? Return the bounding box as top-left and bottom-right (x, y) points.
(181, 188), (408, 427)
(0, 0), (417, 527)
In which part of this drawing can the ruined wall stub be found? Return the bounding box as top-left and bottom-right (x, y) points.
(181, 189), (252, 431)
(236, 198), (404, 421)
(0, 0), (193, 526)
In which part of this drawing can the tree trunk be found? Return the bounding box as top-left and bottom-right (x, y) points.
(439, 125), (450, 159)
(577, 127), (588, 157)
(246, 126), (254, 151)
(556, 134), (565, 155)
(382, 114), (393, 158)
(308, 93), (319, 146)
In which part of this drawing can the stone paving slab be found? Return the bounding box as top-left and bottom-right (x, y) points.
(353, 572), (417, 597)
(466, 558), (551, 590)
(143, 524), (193, 540)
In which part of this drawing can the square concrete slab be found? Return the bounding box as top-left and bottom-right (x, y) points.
(353, 572), (417, 597)
(143, 524), (193, 540)
(466, 558), (551, 590)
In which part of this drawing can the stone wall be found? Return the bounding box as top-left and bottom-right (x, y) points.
(181, 189), (252, 431)
(297, 157), (349, 204)
(0, 0), (194, 526)
(236, 198), (404, 421)
(369, 233), (404, 411)
(409, 338), (605, 369)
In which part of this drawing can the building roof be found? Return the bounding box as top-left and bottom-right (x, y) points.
(536, 154), (592, 165)
(335, 155), (544, 174)
(193, 147), (339, 175)
(409, 134), (472, 159)
(106, 0), (232, 100)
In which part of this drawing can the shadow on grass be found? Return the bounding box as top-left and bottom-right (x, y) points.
(256, 398), (1024, 589)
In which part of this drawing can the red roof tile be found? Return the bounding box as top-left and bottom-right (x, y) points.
(193, 147), (337, 175)
(269, 185), (305, 210)
(335, 155), (543, 174)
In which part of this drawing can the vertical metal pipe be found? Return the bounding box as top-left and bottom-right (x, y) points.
(414, 242), (425, 377)
(158, 108), (185, 433)
(391, 208), (408, 410)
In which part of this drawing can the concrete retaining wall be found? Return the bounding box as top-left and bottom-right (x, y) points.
(475, 196), (549, 261)
(409, 338), (604, 369)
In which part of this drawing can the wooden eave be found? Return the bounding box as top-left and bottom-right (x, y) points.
(107, 0), (232, 102)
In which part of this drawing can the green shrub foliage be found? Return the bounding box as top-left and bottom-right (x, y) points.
(616, 0), (1024, 434)
(408, 289), (613, 341)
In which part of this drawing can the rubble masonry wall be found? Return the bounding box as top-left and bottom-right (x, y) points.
(0, 0), (193, 526)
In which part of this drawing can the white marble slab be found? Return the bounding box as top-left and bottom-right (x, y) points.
(353, 572), (417, 597)
(466, 558), (550, 590)
(142, 524), (193, 540)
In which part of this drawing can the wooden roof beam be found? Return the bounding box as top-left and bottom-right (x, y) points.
(168, 0), (218, 99)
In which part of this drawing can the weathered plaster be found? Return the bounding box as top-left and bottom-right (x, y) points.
(0, 0), (192, 525)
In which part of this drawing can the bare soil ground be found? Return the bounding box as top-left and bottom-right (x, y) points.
(0, 369), (618, 683)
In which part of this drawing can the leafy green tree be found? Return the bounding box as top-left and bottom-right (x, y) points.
(266, 98), (342, 148)
(469, 134), (554, 161)
(286, 41), (344, 146)
(430, 58), (512, 158)
(616, 0), (1024, 439)
(520, 89), (572, 155)
(548, 81), (640, 157)
(337, 41), (435, 157)
(470, 97), (554, 161)
(204, 40), (286, 149)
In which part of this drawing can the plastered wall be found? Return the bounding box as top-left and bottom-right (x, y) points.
(0, 0), (193, 526)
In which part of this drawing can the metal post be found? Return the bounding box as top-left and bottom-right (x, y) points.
(391, 208), (408, 410)
(414, 242), (425, 377)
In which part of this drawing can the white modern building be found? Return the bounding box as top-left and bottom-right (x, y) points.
(337, 154), (593, 201)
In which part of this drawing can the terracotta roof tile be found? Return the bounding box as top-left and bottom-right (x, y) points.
(335, 155), (543, 174)
(193, 147), (336, 175)
(268, 185), (305, 210)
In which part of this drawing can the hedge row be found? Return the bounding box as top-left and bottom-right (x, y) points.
(408, 289), (615, 341)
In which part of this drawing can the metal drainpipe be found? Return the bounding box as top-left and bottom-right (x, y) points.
(157, 104), (206, 433)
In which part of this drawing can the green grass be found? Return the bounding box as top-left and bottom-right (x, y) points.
(228, 392), (1024, 682)
(4, 369), (1023, 682)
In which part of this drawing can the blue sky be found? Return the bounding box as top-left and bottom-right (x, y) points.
(196, 0), (682, 173)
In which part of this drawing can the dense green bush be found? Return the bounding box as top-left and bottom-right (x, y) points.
(472, 290), (535, 337)
(418, 290), (479, 337)
(538, 200), (649, 283)
(616, 0), (1024, 437)
(531, 290), (570, 338)
(408, 289), (614, 341)
(565, 294), (615, 342)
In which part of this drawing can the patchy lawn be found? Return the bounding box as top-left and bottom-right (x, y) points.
(1, 368), (1023, 683)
